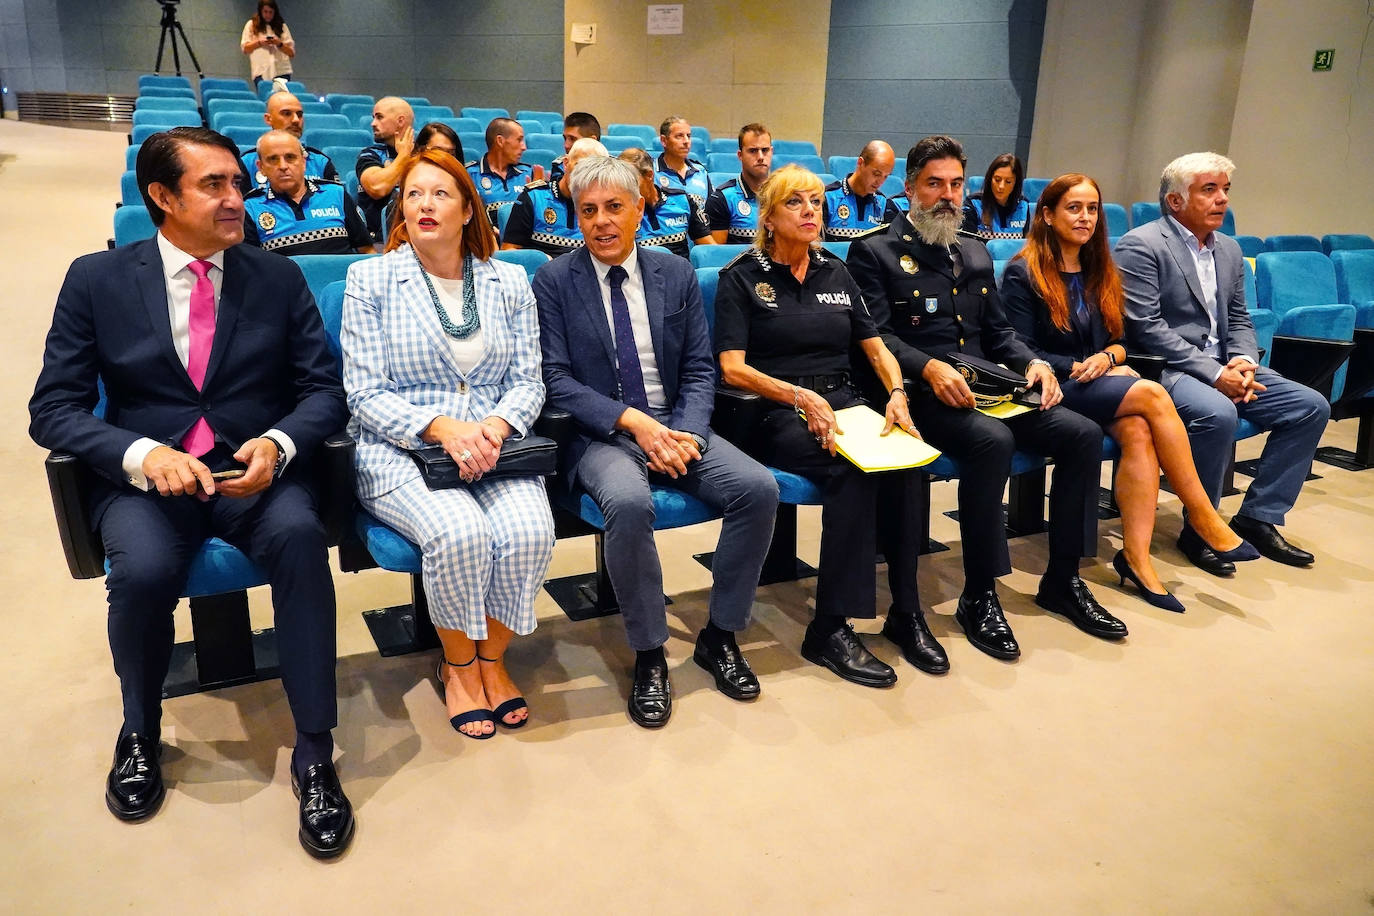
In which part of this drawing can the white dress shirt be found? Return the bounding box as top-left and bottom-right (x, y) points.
(120, 233), (296, 489)
(590, 247), (667, 409)
(1166, 215), (1255, 379)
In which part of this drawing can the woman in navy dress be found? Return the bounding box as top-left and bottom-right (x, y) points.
(1002, 173), (1256, 612)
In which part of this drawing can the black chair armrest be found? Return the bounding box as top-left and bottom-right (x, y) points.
(1124, 353), (1166, 381)
(315, 430), (355, 546)
(1268, 335), (1356, 399)
(711, 385), (766, 452)
(534, 406), (574, 445)
(44, 451), (106, 579)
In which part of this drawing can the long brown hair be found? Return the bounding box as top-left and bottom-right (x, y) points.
(253, 1), (285, 37)
(978, 153), (1024, 229)
(1015, 173), (1123, 337)
(385, 149), (498, 260)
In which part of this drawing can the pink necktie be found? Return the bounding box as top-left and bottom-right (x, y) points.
(181, 259), (216, 457)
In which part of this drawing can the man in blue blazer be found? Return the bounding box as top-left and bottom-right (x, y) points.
(534, 155), (778, 729)
(1117, 151), (1328, 571)
(28, 128), (353, 856)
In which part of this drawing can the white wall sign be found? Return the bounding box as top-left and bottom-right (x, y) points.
(647, 5), (683, 35)
(570, 22), (597, 44)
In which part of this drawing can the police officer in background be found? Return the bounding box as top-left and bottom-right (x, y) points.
(619, 148), (715, 259)
(241, 91), (338, 191)
(243, 131), (375, 256)
(549, 111), (603, 185)
(705, 123), (773, 245)
(822, 140), (895, 242)
(655, 116), (711, 206)
(501, 137), (607, 256)
(355, 96), (414, 243)
(467, 117), (535, 226)
(847, 135), (1126, 663)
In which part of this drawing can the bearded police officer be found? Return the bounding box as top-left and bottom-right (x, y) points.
(848, 135), (1125, 662)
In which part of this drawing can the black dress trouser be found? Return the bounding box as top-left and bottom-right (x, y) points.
(756, 387), (926, 620)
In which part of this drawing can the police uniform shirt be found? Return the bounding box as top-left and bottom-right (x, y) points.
(502, 179), (584, 256)
(467, 155), (534, 223)
(639, 187), (712, 258)
(846, 217), (1036, 379)
(655, 153), (712, 207)
(961, 193), (1031, 239)
(355, 143), (397, 238)
(705, 176), (761, 245)
(241, 145), (338, 191)
(242, 177), (373, 256)
(822, 176), (892, 241)
(884, 192), (910, 219)
(714, 246), (877, 378)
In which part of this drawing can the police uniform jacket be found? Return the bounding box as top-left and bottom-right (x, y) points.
(961, 193), (1031, 239)
(503, 179), (584, 257)
(705, 176), (760, 245)
(467, 155), (534, 223)
(847, 218), (1037, 381)
(655, 153), (712, 206)
(242, 177), (373, 256)
(640, 187), (711, 258)
(242, 146), (338, 191)
(822, 177), (891, 241)
(355, 142), (397, 238)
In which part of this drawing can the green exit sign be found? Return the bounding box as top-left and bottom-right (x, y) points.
(1314, 49), (1335, 71)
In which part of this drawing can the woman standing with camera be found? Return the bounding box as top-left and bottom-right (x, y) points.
(241, 1), (295, 85)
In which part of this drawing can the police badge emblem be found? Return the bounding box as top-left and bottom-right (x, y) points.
(738, 200), (752, 217)
(925, 297), (939, 313)
(754, 282), (777, 305)
(481, 177), (492, 190)
(543, 207), (558, 226)
(899, 255), (917, 274)
(658, 175), (670, 187)
(255, 171), (267, 186)
(258, 211), (276, 231)
(837, 204), (851, 220)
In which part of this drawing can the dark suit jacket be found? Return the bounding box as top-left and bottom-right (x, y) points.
(29, 238), (346, 523)
(848, 219), (1038, 384)
(1115, 217), (1256, 383)
(533, 246), (715, 483)
(1001, 259), (1122, 379)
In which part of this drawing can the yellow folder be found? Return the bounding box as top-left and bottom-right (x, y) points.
(831, 405), (942, 472)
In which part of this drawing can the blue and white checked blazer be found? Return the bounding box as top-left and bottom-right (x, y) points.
(342, 244), (545, 499)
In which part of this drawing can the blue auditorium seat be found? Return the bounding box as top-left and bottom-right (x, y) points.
(985, 238), (1025, 261)
(1323, 234), (1374, 255)
(1021, 178), (1050, 203)
(220, 124), (268, 147)
(495, 202), (515, 241)
(1131, 202), (1161, 227)
(138, 86), (196, 100)
(606, 124), (657, 144)
(325, 93), (374, 113)
(211, 111), (270, 132)
(138, 74), (191, 90)
(202, 89), (259, 109)
(338, 103), (374, 129)
(113, 205), (156, 246)
(493, 247), (549, 281)
(1255, 251), (1357, 397)
(257, 80), (309, 100)
(462, 107), (509, 127)
(1103, 203), (1129, 237)
(438, 116), (483, 134)
(119, 170), (141, 206)
(707, 152), (741, 172)
(1264, 235), (1322, 253)
(525, 133), (563, 155)
(303, 128), (373, 151)
(135, 96), (199, 113)
(517, 118), (545, 135)
(709, 138), (738, 154)
(289, 254), (376, 303)
(772, 154), (825, 173)
(125, 145), (141, 170)
(199, 77), (252, 98)
(205, 97), (265, 120)
(1233, 234), (1264, 258)
(131, 109), (200, 129)
(1332, 251), (1374, 326)
(302, 113), (352, 131)
(601, 136), (648, 155)
(691, 125), (711, 146)
(516, 109), (562, 126)
(411, 105), (455, 123)
(822, 241), (850, 261)
(690, 244), (749, 269)
(772, 139), (818, 156)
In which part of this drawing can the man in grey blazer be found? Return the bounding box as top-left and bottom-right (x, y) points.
(534, 155), (778, 729)
(1117, 152), (1328, 571)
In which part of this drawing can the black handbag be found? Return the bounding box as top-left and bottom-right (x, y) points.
(408, 435), (558, 489)
(942, 352), (1042, 409)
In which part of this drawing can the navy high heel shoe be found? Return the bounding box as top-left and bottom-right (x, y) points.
(1209, 537), (1261, 563)
(1112, 550), (1185, 613)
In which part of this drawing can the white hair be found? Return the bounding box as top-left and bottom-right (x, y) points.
(567, 153), (641, 203)
(567, 136), (608, 162)
(1159, 151), (1235, 211)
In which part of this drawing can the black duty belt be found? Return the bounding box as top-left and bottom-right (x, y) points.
(776, 372), (849, 394)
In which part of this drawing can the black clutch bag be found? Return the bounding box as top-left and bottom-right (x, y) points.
(942, 352), (1042, 409)
(408, 435), (558, 489)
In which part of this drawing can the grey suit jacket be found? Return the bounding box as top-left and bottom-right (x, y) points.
(1116, 216), (1257, 383)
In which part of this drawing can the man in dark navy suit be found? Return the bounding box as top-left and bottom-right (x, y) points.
(534, 155), (778, 729)
(29, 127), (353, 857)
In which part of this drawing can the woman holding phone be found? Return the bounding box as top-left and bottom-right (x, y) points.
(241, 1), (295, 85)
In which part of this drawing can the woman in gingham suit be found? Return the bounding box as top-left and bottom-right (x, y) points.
(342, 149), (554, 739)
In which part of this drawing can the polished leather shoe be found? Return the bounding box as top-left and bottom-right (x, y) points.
(954, 591), (1020, 660)
(881, 610), (949, 675)
(801, 621), (897, 687)
(1230, 515), (1314, 567)
(106, 732), (164, 821)
(291, 759), (355, 859)
(628, 657), (672, 728)
(1177, 524), (1236, 576)
(1036, 576), (1128, 640)
(693, 629), (760, 701)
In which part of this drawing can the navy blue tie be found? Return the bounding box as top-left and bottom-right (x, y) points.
(607, 265), (649, 410)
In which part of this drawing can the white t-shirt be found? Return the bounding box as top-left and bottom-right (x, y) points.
(241, 20), (294, 81)
(433, 276), (486, 377)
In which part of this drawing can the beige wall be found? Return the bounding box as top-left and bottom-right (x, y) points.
(1030, 0), (1251, 208)
(1228, 0), (1374, 236)
(563, 0), (831, 147)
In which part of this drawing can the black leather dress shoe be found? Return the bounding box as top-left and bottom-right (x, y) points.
(801, 621), (897, 688)
(1177, 524), (1236, 576)
(1230, 515), (1314, 567)
(628, 658), (672, 728)
(954, 591), (1020, 660)
(106, 732), (164, 822)
(693, 629), (761, 701)
(291, 759), (355, 859)
(881, 611), (949, 675)
(1036, 576), (1128, 640)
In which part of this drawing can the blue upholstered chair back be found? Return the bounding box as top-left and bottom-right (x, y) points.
(493, 248), (550, 281)
(315, 280), (346, 368)
(290, 254), (376, 305)
(1331, 251), (1374, 327)
(1323, 233), (1374, 254)
(690, 244), (750, 270)
(303, 128), (373, 151)
(1233, 234), (1264, 258)
(1103, 203), (1129, 237)
(984, 238), (1026, 261)
(114, 205), (156, 247)
(1264, 235), (1322, 253)
(1255, 252), (1339, 315)
(326, 93), (374, 113)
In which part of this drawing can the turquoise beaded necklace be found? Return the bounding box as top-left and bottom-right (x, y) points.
(412, 247), (480, 339)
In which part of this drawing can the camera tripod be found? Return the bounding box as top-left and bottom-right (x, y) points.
(154, 1), (204, 78)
